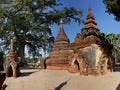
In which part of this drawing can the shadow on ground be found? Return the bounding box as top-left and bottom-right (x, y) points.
(116, 83), (120, 90)
(21, 71), (37, 77)
(54, 77), (72, 90)
(20, 65), (36, 69)
(54, 81), (67, 90)
(20, 65), (39, 77)
(113, 67), (120, 72)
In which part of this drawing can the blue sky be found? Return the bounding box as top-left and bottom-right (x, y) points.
(51, 0), (120, 42)
(27, 0), (120, 56)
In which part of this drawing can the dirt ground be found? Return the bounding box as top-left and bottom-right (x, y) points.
(4, 66), (120, 90)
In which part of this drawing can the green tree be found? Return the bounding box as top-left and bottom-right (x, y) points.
(0, 0), (82, 65)
(105, 33), (120, 63)
(26, 57), (37, 64)
(103, 0), (120, 21)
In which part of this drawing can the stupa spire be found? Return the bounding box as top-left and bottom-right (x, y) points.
(8, 39), (15, 60)
(10, 39), (14, 52)
(84, 8), (97, 29)
(81, 8), (103, 37)
(55, 19), (69, 42)
(46, 19), (70, 70)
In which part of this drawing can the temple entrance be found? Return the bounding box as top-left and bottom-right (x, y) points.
(68, 59), (80, 73)
(4, 60), (19, 78)
(6, 65), (16, 77)
(8, 66), (13, 77)
(74, 60), (80, 70)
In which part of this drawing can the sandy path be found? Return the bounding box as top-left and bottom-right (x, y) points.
(62, 72), (120, 90)
(4, 67), (120, 90)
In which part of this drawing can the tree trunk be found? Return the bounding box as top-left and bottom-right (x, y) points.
(17, 43), (27, 66)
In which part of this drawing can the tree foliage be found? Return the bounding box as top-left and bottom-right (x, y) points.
(103, 0), (120, 21)
(105, 33), (120, 63)
(0, 0), (82, 64)
(26, 57), (37, 63)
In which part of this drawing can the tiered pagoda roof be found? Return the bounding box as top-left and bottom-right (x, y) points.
(84, 8), (97, 29)
(81, 8), (104, 38)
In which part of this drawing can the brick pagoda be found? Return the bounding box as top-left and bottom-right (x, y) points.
(46, 20), (70, 70)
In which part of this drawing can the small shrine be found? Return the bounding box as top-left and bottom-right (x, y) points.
(4, 39), (21, 78)
(46, 20), (70, 70)
(47, 8), (113, 75)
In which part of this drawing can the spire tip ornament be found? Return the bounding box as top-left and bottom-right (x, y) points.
(60, 19), (63, 28)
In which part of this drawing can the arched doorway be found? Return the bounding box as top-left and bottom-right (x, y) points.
(74, 59), (80, 70)
(8, 66), (13, 77)
(4, 60), (19, 78)
(6, 65), (16, 77)
(68, 58), (80, 73)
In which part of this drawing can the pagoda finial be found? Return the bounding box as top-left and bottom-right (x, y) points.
(60, 19), (63, 28)
(88, 8), (92, 13)
(10, 39), (14, 51)
(87, 7), (94, 19)
(55, 19), (69, 42)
